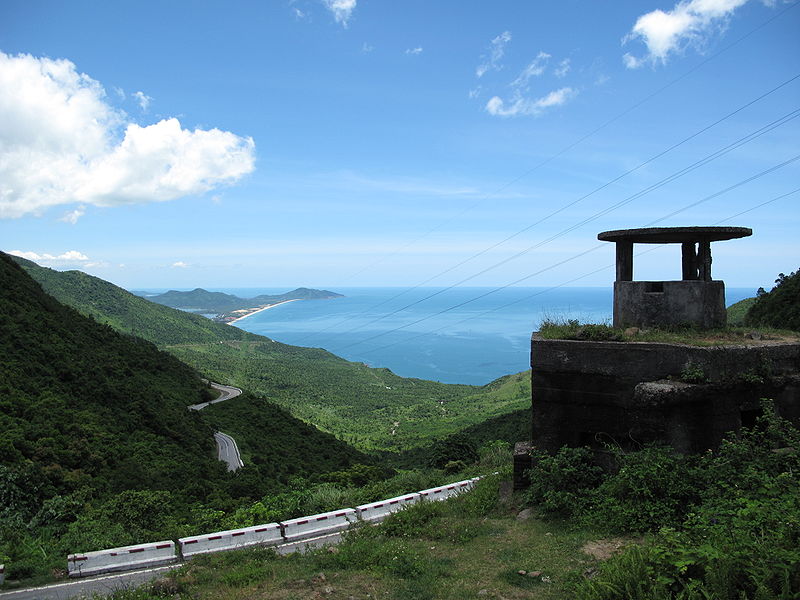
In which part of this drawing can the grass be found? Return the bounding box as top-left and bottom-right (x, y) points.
(100, 474), (611, 600)
(537, 318), (799, 346)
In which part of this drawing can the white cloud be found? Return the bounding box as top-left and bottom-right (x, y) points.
(133, 90), (152, 110)
(362, 42), (374, 53)
(59, 205), (86, 224)
(554, 58), (571, 78)
(405, 47), (423, 55)
(172, 261), (189, 268)
(8, 249), (90, 262)
(623, 0), (750, 67)
(0, 52), (255, 219)
(476, 31), (512, 78)
(294, 7), (306, 19)
(485, 87), (576, 117)
(468, 87), (482, 99)
(321, 0), (356, 26)
(510, 52), (551, 89)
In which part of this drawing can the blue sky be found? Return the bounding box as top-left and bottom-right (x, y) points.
(1, 0), (798, 290)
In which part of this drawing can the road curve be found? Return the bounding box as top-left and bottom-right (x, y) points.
(188, 382), (245, 472)
(188, 382), (242, 411)
(214, 431), (244, 471)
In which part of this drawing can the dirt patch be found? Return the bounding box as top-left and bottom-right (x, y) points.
(580, 538), (637, 561)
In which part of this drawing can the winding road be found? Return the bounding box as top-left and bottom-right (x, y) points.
(189, 382), (245, 472)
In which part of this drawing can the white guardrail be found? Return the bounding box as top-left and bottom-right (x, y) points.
(67, 541), (177, 577)
(65, 478), (481, 578)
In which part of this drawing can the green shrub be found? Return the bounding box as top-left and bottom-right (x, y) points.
(524, 446), (604, 518)
(746, 268), (800, 331)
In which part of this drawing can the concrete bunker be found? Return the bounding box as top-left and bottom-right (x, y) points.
(597, 226), (752, 329)
(513, 226), (799, 489)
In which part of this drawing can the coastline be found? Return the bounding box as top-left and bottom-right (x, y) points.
(226, 299), (301, 324)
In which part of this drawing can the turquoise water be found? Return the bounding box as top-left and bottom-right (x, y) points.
(221, 286), (756, 385)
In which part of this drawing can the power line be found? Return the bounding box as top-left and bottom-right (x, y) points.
(332, 0), (800, 287)
(329, 154), (800, 354)
(294, 73), (800, 346)
(324, 104), (800, 349)
(347, 186), (800, 361)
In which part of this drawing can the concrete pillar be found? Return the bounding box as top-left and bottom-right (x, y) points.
(616, 241), (633, 282)
(698, 241), (712, 281)
(681, 242), (698, 280)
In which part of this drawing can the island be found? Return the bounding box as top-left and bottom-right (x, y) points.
(139, 287), (344, 323)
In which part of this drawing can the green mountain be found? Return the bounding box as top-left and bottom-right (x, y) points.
(142, 286), (343, 313)
(0, 252), (384, 580)
(15, 257), (530, 453)
(0, 252), (226, 509)
(11, 255), (252, 346)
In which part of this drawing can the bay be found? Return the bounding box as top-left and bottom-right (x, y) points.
(224, 286), (756, 386)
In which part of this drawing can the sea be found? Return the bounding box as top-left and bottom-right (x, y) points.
(185, 286), (756, 386)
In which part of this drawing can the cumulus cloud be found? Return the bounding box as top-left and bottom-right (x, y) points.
(322, 0), (356, 26)
(0, 51), (255, 219)
(405, 47), (423, 55)
(133, 90), (152, 110)
(59, 205), (86, 224)
(172, 261), (189, 268)
(623, 0), (751, 67)
(486, 87), (576, 117)
(476, 31), (512, 78)
(362, 42), (374, 53)
(8, 249), (90, 262)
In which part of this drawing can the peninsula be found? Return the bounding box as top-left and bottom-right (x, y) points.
(139, 287), (343, 323)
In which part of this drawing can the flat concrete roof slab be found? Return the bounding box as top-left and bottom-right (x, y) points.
(598, 226), (752, 244)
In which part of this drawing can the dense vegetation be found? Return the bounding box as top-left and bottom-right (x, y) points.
(525, 404), (799, 599)
(0, 253), (395, 582)
(98, 410), (798, 600)
(746, 268), (800, 331)
(167, 340), (531, 451)
(140, 286), (343, 313)
(16, 257), (531, 453)
(11, 256), (252, 346)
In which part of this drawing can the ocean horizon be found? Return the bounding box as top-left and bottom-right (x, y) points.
(137, 286), (757, 386)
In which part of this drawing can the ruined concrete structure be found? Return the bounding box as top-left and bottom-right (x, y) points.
(514, 226), (800, 489)
(597, 226), (752, 329)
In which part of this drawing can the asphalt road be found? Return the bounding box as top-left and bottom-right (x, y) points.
(214, 431), (244, 471)
(187, 382), (242, 411)
(188, 382), (245, 472)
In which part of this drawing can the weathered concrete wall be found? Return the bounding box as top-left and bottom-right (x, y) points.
(613, 280), (726, 329)
(530, 335), (800, 455)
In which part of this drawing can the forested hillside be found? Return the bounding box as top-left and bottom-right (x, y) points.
(142, 286), (343, 313)
(0, 252), (385, 580)
(11, 256), (253, 345)
(16, 258), (531, 452)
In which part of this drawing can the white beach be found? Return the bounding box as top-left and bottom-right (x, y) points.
(227, 299), (301, 324)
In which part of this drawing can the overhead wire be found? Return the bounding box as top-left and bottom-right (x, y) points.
(332, 0), (800, 288)
(329, 155), (800, 355)
(295, 72), (800, 345)
(324, 104), (800, 350)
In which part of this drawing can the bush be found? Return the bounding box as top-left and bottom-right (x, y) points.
(746, 268), (800, 331)
(524, 446), (604, 518)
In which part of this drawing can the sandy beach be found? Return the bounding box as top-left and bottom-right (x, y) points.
(226, 299), (301, 324)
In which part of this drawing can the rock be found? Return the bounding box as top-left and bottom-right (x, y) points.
(150, 577), (179, 595)
(327, 547), (339, 554)
(528, 571), (542, 578)
(323, 586), (334, 594)
(477, 590), (489, 597)
(516, 508), (533, 521)
(747, 331), (762, 340)
(517, 570), (527, 576)
(624, 327), (640, 336)
(545, 532), (552, 536)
